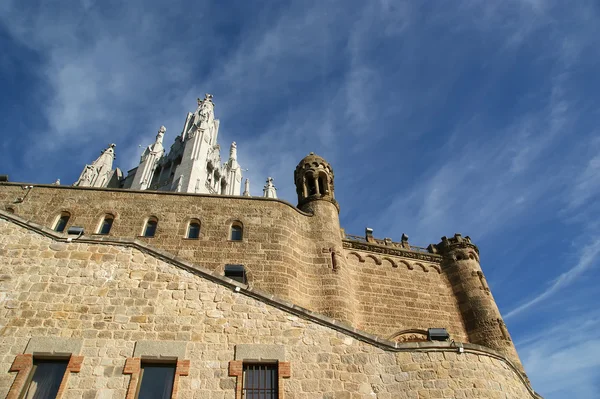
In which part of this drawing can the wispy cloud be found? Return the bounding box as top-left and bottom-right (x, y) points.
(2, 2), (600, 395)
(505, 237), (600, 319)
(518, 308), (600, 398)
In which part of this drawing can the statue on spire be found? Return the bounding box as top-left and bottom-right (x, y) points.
(156, 126), (166, 145)
(229, 142), (237, 160)
(263, 177), (277, 199)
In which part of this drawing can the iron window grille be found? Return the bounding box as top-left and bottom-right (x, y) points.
(242, 363), (278, 398)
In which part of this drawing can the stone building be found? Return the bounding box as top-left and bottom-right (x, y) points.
(0, 95), (542, 398)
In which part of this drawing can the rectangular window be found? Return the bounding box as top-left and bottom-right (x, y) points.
(137, 363), (175, 399)
(243, 363), (278, 399)
(22, 358), (69, 399)
(225, 264), (247, 284)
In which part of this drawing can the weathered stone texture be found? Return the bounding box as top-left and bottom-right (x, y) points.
(0, 219), (536, 398)
(0, 184), (464, 341)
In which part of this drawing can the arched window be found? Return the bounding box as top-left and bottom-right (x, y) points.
(306, 173), (317, 195)
(230, 222), (243, 241)
(53, 212), (70, 233)
(143, 217), (158, 237)
(318, 176), (326, 195)
(98, 214), (114, 235)
(187, 220), (200, 239)
(225, 264), (247, 284)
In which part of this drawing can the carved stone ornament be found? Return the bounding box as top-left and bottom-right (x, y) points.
(388, 329), (429, 343)
(342, 241), (442, 264)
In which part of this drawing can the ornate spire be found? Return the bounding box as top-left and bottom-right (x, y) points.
(263, 177), (277, 199)
(74, 143), (117, 187)
(242, 178), (251, 196)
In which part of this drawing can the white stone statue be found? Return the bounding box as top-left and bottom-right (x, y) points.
(156, 126), (166, 145)
(263, 177), (277, 199)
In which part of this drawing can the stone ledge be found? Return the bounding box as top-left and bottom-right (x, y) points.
(234, 345), (285, 361)
(25, 337), (83, 356)
(133, 340), (187, 360)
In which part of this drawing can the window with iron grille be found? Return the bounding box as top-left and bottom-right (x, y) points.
(243, 363), (278, 398)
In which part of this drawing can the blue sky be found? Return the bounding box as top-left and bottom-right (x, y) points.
(1, 1), (599, 397)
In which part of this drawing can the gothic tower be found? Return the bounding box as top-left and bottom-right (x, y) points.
(172, 94), (242, 195)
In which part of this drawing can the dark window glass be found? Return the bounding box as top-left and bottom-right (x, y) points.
(54, 215), (70, 232)
(243, 363), (278, 399)
(23, 359), (69, 399)
(231, 225), (243, 241)
(138, 363), (175, 399)
(225, 264), (246, 284)
(99, 217), (113, 235)
(187, 222), (200, 239)
(144, 220), (157, 237)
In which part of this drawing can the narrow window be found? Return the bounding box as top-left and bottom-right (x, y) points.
(224, 264), (247, 284)
(144, 217), (158, 237)
(307, 176), (317, 195)
(54, 213), (70, 233)
(22, 358), (69, 398)
(230, 223), (243, 241)
(243, 363), (278, 398)
(137, 362), (176, 399)
(187, 221), (200, 239)
(318, 176), (325, 195)
(98, 215), (114, 235)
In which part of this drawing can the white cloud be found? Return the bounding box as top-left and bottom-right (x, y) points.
(518, 309), (600, 398)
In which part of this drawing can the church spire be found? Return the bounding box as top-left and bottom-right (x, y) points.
(263, 177), (277, 199)
(74, 143), (117, 188)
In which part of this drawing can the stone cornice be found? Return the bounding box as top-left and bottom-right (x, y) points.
(343, 240), (442, 264)
(0, 210), (540, 398)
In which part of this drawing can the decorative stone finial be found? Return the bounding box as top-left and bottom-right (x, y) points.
(263, 177), (277, 199)
(242, 178), (251, 196)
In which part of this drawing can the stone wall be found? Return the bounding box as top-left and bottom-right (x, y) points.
(0, 183), (467, 341)
(0, 217), (539, 398)
(344, 249), (468, 342)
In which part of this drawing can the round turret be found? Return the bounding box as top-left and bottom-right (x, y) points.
(294, 152), (339, 212)
(435, 233), (527, 378)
